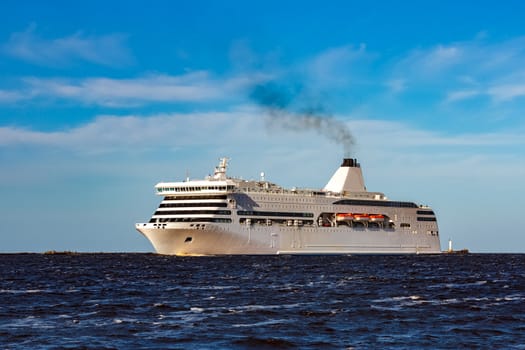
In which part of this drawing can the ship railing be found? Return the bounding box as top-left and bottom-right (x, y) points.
(231, 187), (328, 196)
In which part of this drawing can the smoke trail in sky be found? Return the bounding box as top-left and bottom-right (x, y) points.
(250, 82), (355, 156)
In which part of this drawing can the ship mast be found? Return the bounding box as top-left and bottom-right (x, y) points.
(212, 157), (230, 180)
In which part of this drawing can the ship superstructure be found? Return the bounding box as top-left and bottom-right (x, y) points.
(135, 157), (441, 255)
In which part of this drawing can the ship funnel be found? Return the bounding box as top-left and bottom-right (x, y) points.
(323, 158), (366, 193)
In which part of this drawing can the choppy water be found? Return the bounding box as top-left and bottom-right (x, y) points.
(1, 253), (524, 349)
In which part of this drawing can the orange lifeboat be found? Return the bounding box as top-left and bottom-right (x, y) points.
(369, 214), (385, 222)
(335, 213), (355, 221)
(353, 214), (370, 222)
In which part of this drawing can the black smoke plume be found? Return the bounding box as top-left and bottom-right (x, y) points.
(250, 82), (355, 157)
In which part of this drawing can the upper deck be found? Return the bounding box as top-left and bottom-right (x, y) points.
(153, 157), (393, 201)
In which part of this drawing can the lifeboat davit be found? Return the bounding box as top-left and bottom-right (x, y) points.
(336, 213), (355, 221)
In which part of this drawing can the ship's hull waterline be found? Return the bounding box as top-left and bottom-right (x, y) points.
(135, 157), (442, 256)
(136, 223), (441, 255)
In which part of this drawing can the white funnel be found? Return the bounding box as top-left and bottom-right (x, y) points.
(323, 158), (366, 193)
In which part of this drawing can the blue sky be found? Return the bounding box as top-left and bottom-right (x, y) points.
(1, 1), (525, 252)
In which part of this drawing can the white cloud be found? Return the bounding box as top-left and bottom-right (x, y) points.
(444, 89), (482, 103)
(352, 119), (525, 149)
(396, 44), (465, 78)
(303, 44), (374, 87)
(2, 110), (524, 154)
(487, 84), (525, 102)
(0, 89), (26, 103)
(399, 39), (509, 77)
(0, 71), (269, 107)
(0, 108), (267, 153)
(25, 73), (224, 105)
(423, 45), (464, 73)
(445, 84), (525, 103)
(392, 35), (525, 104)
(3, 25), (133, 67)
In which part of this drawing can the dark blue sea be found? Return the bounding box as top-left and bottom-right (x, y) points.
(1, 254), (524, 349)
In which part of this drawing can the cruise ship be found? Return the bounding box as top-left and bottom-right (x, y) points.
(135, 157), (441, 255)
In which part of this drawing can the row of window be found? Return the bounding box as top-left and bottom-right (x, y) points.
(150, 217), (232, 223)
(333, 199), (418, 208)
(239, 218), (315, 226)
(237, 210), (314, 218)
(417, 217), (437, 222)
(154, 210), (232, 216)
(416, 210), (435, 215)
(159, 202), (228, 208)
(157, 185), (235, 193)
(163, 195), (228, 200)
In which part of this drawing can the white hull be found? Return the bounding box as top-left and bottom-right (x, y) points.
(136, 222), (441, 255)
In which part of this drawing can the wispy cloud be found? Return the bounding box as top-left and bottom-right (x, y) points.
(392, 36), (525, 104)
(0, 89), (26, 103)
(0, 71), (269, 107)
(446, 84), (525, 103)
(2, 110), (524, 153)
(353, 119), (525, 148)
(303, 44), (374, 87)
(2, 25), (133, 67)
(395, 44), (465, 79)
(420, 46), (463, 75)
(444, 89), (482, 103)
(487, 83), (525, 102)
(0, 108), (267, 153)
